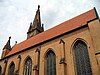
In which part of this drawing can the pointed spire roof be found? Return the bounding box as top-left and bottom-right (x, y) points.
(33, 5), (41, 29)
(35, 5), (41, 21)
(3, 36), (11, 50)
(27, 5), (44, 39)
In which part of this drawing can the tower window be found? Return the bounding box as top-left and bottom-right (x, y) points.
(24, 57), (32, 75)
(45, 50), (56, 75)
(73, 41), (92, 75)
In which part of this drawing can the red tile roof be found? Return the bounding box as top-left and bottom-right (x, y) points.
(6, 8), (97, 57)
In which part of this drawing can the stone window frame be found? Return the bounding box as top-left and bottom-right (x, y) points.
(44, 49), (56, 75)
(72, 39), (92, 75)
(8, 61), (15, 75)
(23, 56), (32, 75)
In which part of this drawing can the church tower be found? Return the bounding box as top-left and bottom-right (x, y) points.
(1, 36), (11, 58)
(27, 5), (44, 39)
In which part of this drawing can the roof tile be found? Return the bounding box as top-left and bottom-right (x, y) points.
(6, 8), (97, 57)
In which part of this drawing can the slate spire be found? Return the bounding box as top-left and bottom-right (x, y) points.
(27, 5), (44, 39)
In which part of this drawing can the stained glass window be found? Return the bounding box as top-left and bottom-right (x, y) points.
(24, 58), (32, 75)
(45, 50), (56, 75)
(8, 62), (15, 75)
(74, 41), (92, 75)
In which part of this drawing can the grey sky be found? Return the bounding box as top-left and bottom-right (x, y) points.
(0, 0), (100, 56)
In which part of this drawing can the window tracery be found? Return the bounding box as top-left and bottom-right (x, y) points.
(24, 57), (32, 75)
(45, 50), (56, 75)
(73, 40), (92, 75)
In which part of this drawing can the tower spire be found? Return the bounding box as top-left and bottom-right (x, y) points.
(1, 36), (11, 58)
(27, 5), (44, 39)
(3, 36), (11, 50)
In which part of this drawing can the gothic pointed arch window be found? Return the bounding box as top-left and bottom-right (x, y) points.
(24, 57), (32, 75)
(0, 66), (2, 75)
(73, 40), (92, 75)
(45, 50), (56, 75)
(8, 62), (15, 75)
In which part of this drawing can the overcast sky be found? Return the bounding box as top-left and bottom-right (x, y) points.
(0, 0), (100, 56)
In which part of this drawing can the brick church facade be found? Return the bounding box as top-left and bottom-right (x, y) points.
(0, 6), (100, 75)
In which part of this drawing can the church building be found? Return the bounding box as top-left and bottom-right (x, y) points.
(0, 5), (100, 75)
